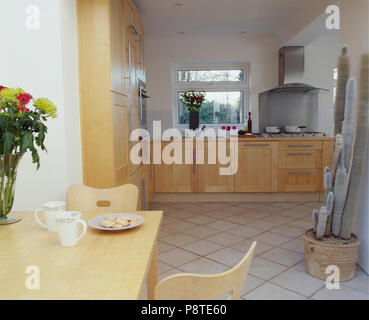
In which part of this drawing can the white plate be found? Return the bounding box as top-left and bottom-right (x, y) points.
(88, 213), (145, 231)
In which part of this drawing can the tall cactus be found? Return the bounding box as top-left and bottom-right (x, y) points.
(340, 53), (369, 239)
(331, 134), (343, 181)
(324, 167), (333, 235)
(334, 46), (350, 135)
(316, 192), (334, 238)
(331, 78), (357, 236)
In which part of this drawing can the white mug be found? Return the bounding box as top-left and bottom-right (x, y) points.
(34, 201), (67, 232)
(55, 211), (87, 247)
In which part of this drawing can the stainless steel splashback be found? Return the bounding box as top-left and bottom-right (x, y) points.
(258, 90), (319, 133)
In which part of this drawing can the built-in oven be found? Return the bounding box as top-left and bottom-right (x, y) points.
(138, 79), (150, 130)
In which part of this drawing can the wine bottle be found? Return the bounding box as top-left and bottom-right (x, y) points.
(247, 112), (252, 133)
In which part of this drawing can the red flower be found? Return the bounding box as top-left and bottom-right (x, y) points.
(16, 105), (30, 113)
(0, 85), (7, 91)
(16, 93), (33, 105)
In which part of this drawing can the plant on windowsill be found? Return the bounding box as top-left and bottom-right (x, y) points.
(0, 86), (57, 225)
(180, 90), (206, 130)
(303, 47), (368, 281)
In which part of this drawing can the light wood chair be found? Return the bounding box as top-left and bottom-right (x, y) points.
(67, 184), (139, 212)
(154, 241), (257, 300)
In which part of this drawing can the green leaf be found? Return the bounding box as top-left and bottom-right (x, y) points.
(3, 131), (15, 153)
(20, 131), (33, 153)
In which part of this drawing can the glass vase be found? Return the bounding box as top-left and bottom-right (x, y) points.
(0, 154), (22, 225)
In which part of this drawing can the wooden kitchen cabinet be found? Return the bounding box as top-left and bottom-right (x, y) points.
(197, 141), (235, 192)
(155, 141), (197, 193)
(278, 169), (322, 192)
(235, 142), (278, 192)
(77, 0), (145, 189)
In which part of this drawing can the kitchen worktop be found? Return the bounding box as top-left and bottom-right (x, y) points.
(153, 136), (334, 142)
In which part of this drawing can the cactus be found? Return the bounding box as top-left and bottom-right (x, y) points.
(341, 78), (358, 176)
(334, 46), (350, 135)
(331, 134), (343, 181)
(332, 163), (348, 236)
(323, 167), (333, 235)
(316, 192), (334, 238)
(312, 210), (319, 232)
(340, 53), (369, 239)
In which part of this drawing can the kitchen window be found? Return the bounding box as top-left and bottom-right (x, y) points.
(172, 64), (250, 128)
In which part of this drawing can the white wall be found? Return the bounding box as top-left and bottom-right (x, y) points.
(304, 31), (340, 136)
(145, 34), (279, 133)
(0, 0), (82, 210)
(340, 0), (369, 274)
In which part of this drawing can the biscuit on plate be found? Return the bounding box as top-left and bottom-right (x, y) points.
(99, 220), (115, 228)
(105, 215), (116, 222)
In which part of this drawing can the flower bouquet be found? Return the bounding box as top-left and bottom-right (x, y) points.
(180, 90), (206, 130)
(0, 85), (57, 224)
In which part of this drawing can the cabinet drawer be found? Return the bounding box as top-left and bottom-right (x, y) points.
(278, 169), (321, 192)
(279, 141), (322, 150)
(279, 150), (322, 169)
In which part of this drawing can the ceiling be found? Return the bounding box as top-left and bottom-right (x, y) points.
(134, 0), (335, 41)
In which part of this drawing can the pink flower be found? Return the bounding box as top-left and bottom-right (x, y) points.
(0, 85), (7, 91)
(16, 93), (33, 105)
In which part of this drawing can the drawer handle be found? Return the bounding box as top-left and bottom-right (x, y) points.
(288, 153), (314, 156)
(243, 144), (270, 147)
(288, 172), (315, 175)
(288, 145), (314, 148)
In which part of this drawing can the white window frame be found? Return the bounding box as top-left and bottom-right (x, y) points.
(171, 63), (251, 129)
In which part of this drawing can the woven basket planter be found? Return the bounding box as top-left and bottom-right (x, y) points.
(303, 229), (360, 282)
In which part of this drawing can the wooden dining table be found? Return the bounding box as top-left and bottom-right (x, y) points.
(0, 210), (163, 300)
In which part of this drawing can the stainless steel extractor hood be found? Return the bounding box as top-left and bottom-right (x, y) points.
(261, 46), (328, 94)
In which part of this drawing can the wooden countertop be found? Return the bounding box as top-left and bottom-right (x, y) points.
(151, 136), (334, 142)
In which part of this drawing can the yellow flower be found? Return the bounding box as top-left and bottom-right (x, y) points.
(0, 87), (24, 98)
(1, 96), (20, 106)
(33, 98), (57, 118)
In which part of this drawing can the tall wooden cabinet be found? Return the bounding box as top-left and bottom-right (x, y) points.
(77, 0), (147, 199)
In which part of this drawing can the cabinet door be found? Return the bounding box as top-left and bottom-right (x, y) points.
(197, 142), (234, 192)
(235, 142), (278, 192)
(278, 169), (322, 192)
(154, 141), (197, 193)
(109, 0), (127, 95)
(136, 17), (144, 80)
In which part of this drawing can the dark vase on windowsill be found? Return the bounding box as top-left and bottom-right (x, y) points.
(189, 111), (200, 130)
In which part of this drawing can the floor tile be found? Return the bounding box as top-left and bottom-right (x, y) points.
(248, 257), (288, 280)
(227, 225), (264, 238)
(230, 239), (274, 256)
(204, 210), (236, 219)
(199, 202), (229, 210)
(166, 210), (197, 220)
(253, 206), (283, 215)
(291, 261), (306, 272)
(182, 240), (224, 256)
(206, 248), (245, 267)
(160, 233), (198, 247)
(271, 202), (299, 209)
(262, 214), (297, 224)
(184, 226), (220, 239)
(222, 205), (248, 214)
(178, 257), (229, 274)
(292, 204), (314, 213)
(270, 225), (304, 238)
(158, 241), (175, 254)
(158, 226), (177, 238)
(311, 286), (369, 300)
(235, 202), (265, 208)
(184, 215), (217, 225)
(252, 232), (292, 246)
(158, 248), (200, 268)
(288, 219), (312, 230)
(158, 261), (173, 274)
(187, 205), (213, 214)
(223, 214), (257, 224)
(245, 220), (280, 231)
(260, 247), (304, 267)
(206, 220), (239, 232)
(206, 232), (245, 246)
(279, 208), (310, 218)
(241, 274), (265, 295)
(271, 268), (325, 297)
(342, 268), (369, 294)
(165, 220), (198, 232)
(169, 202), (197, 210)
(244, 282), (306, 300)
(161, 216), (181, 226)
(281, 238), (305, 254)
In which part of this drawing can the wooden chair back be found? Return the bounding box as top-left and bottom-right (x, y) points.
(67, 184), (139, 212)
(154, 241), (257, 300)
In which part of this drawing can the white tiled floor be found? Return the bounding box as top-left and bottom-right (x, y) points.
(148, 201), (369, 300)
